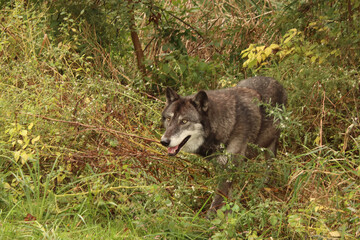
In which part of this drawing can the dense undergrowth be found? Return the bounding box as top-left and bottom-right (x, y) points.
(0, 1), (359, 239)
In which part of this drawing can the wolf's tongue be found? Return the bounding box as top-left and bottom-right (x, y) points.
(168, 145), (179, 155)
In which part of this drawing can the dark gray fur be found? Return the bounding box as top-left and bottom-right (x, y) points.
(161, 76), (287, 214)
(237, 76), (287, 106)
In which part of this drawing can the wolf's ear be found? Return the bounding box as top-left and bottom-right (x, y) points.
(165, 87), (180, 105)
(192, 90), (208, 112)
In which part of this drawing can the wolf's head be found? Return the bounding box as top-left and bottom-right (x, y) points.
(160, 88), (209, 156)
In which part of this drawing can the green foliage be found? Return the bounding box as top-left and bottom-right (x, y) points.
(274, 0), (360, 67)
(241, 28), (341, 71)
(1, 0), (359, 239)
(5, 123), (41, 165)
(150, 52), (221, 90)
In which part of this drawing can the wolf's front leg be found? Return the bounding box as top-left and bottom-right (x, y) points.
(209, 178), (232, 212)
(207, 154), (234, 217)
(207, 143), (246, 217)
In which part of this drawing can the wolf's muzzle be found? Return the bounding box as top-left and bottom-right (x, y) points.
(160, 138), (170, 147)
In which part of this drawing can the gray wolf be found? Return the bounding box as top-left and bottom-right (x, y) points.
(160, 76), (287, 214)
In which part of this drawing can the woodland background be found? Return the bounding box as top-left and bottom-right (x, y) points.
(0, 0), (359, 239)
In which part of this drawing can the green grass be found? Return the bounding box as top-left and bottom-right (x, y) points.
(1, 1), (359, 239)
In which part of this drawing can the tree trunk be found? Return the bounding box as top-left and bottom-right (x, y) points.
(127, 0), (147, 76)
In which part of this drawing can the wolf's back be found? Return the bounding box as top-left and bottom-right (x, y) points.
(237, 76), (287, 106)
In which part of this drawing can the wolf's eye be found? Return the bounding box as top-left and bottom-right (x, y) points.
(181, 119), (188, 124)
(165, 117), (171, 121)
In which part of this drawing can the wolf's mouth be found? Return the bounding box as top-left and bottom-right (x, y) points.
(168, 136), (191, 156)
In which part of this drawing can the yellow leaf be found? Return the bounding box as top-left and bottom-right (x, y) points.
(283, 36), (292, 44)
(314, 206), (323, 212)
(243, 59), (250, 68)
(264, 47), (273, 56)
(257, 54), (262, 63)
(21, 152), (29, 164)
(248, 51), (255, 59)
(241, 48), (250, 55)
(247, 44), (256, 50)
(31, 135), (40, 144)
(260, 61), (269, 67)
(20, 130), (28, 137)
(22, 137), (30, 149)
(311, 56), (318, 63)
(305, 50), (313, 56)
(66, 163), (72, 172)
(321, 39), (328, 44)
(314, 135), (320, 145)
(261, 53), (267, 61)
(269, 43), (280, 50)
(14, 151), (21, 162)
(329, 231), (341, 238)
(241, 51), (250, 58)
(256, 46), (265, 51)
(57, 174), (66, 184)
(28, 123), (34, 130)
(4, 182), (11, 190)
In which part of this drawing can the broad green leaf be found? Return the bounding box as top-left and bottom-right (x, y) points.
(269, 215), (278, 226)
(216, 209), (225, 219)
(211, 218), (222, 225)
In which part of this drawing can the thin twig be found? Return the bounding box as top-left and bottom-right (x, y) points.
(157, 6), (204, 39)
(319, 90), (326, 151)
(23, 112), (159, 143)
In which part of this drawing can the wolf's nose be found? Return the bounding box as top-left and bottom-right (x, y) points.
(160, 139), (170, 147)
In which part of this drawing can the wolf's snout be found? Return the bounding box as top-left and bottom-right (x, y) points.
(160, 138), (170, 147)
